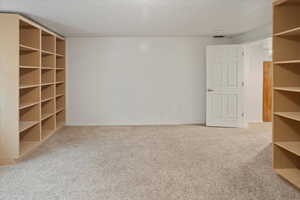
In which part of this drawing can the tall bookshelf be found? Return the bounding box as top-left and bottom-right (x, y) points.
(273, 0), (300, 188)
(0, 14), (66, 165)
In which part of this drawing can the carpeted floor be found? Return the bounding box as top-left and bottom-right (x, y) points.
(0, 123), (299, 200)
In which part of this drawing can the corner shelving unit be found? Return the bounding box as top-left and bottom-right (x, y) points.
(273, 0), (300, 189)
(0, 13), (66, 165)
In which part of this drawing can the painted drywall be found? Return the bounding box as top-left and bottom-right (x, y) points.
(243, 38), (272, 123)
(232, 24), (272, 44)
(67, 37), (232, 125)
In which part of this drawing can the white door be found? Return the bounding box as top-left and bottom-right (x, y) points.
(206, 45), (245, 128)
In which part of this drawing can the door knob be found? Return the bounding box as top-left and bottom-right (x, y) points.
(207, 89), (214, 92)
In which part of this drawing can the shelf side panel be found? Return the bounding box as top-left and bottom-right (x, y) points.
(0, 14), (20, 159)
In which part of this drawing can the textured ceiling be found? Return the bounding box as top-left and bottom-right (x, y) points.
(1, 0), (272, 37)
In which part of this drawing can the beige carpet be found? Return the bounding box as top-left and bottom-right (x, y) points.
(0, 123), (299, 200)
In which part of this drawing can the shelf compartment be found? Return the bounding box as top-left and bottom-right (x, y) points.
(20, 123), (41, 156)
(20, 68), (40, 88)
(274, 90), (300, 113)
(56, 70), (65, 82)
(274, 114), (300, 142)
(19, 121), (39, 133)
(273, 3), (300, 35)
(273, 145), (300, 188)
(56, 95), (65, 111)
(19, 20), (40, 49)
(41, 99), (55, 120)
(42, 31), (55, 53)
(275, 112), (300, 122)
(42, 69), (55, 85)
(56, 83), (65, 95)
(42, 115), (55, 139)
(56, 110), (65, 128)
(20, 103), (40, 122)
(41, 84), (55, 101)
(42, 116), (55, 138)
(273, 36), (300, 62)
(19, 86), (40, 109)
(20, 49), (40, 67)
(276, 142), (300, 157)
(274, 63), (300, 87)
(56, 38), (65, 55)
(56, 56), (65, 69)
(42, 53), (55, 68)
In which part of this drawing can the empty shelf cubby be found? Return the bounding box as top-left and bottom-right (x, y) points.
(20, 68), (40, 88)
(19, 20), (40, 49)
(273, 36), (300, 62)
(56, 83), (65, 95)
(41, 84), (55, 101)
(19, 103), (40, 124)
(42, 115), (55, 139)
(42, 69), (55, 85)
(273, 2), (300, 34)
(56, 56), (65, 69)
(19, 123), (41, 156)
(42, 31), (55, 53)
(56, 70), (65, 82)
(274, 63), (300, 87)
(274, 90), (300, 113)
(41, 99), (55, 120)
(56, 110), (65, 128)
(20, 48), (40, 67)
(56, 38), (65, 55)
(56, 95), (65, 111)
(42, 53), (55, 68)
(19, 86), (40, 109)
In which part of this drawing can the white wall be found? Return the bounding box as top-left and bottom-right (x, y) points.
(232, 23), (272, 44)
(243, 38), (272, 123)
(67, 37), (232, 126)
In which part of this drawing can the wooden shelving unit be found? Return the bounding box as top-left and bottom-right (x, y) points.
(273, 0), (300, 189)
(0, 14), (66, 165)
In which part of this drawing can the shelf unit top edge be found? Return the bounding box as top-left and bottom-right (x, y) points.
(0, 12), (65, 40)
(273, 0), (300, 6)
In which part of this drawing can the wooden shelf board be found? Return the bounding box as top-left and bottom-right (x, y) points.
(20, 84), (40, 89)
(274, 87), (300, 93)
(19, 44), (40, 52)
(20, 141), (40, 157)
(42, 50), (54, 55)
(41, 82), (54, 86)
(275, 112), (300, 122)
(275, 142), (300, 157)
(19, 121), (39, 132)
(42, 113), (54, 121)
(274, 27), (300, 37)
(41, 97), (54, 103)
(56, 93), (64, 98)
(56, 68), (65, 70)
(274, 60), (300, 64)
(56, 53), (64, 57)
(275, 168), (300, 188)
(56, 108), (65, 113)
(19, 101), (39, 110)
(20, 66), (40, 69)
(56, 81), (64, 84)
(41, 67), (55, 70)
